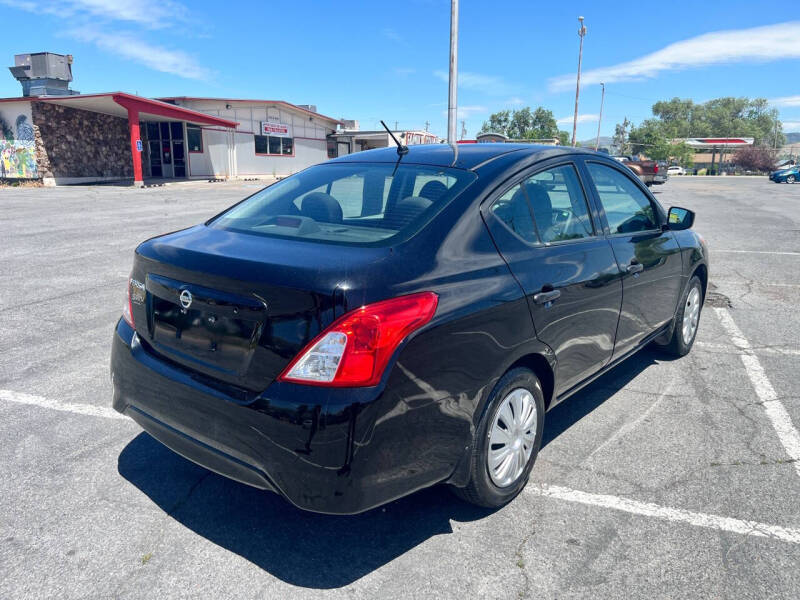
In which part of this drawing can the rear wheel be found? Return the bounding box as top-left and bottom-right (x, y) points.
(660, 275), (703, 357)
(788, 175), (796, 184)
(451, 368), (545, 508)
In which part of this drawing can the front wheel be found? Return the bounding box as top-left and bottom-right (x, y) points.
(451, 368), (545, 508)
(787, 175), (796, 184)
(660, 275), (703, 357)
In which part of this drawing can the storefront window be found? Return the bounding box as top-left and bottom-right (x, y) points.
(187, 125), (203, 152)
(255, 134), (293, 156)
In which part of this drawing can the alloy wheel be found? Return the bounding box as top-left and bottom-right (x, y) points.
(488, 388), (537, 487)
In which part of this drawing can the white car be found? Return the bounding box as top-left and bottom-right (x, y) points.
(667, 166), (686, 176)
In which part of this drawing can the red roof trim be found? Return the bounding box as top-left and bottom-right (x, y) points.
(156, 96), (342, 125)
(0, 93), (237, 128)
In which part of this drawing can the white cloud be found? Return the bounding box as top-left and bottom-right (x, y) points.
(506, 96), (525, 106)
(771, 95), (800, 107)
(0, 0), (190, 28)
(549, 21), (800, 91)
(440, 105), (488, 119)
(434, 70), (514, 95)
(394, 67), (416, 76)
(783, 121), (800, 131)
(71, 28), (212, 80)
(557, 113), (599, 125)
(382, 28), (405, 43)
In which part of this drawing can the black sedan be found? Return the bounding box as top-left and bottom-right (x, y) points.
(111, 143), (708, 514)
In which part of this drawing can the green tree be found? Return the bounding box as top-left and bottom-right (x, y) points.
(479, 110), (511, 136)
(636, 96), (784, 147)
(481, 106), (569, 142)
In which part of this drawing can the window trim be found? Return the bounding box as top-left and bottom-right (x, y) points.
(484, 160), (600, 248)
(583, 159), (666, 237)
(186, 124), (203, 154)
(254, 134), (295, 158)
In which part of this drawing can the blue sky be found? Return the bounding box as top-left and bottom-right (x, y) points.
(2, 0), (800, 140)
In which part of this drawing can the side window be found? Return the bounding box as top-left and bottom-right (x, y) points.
(524, 164), (594, 243)
(490, 183), (539, 243)
(587, 163), (659, 234)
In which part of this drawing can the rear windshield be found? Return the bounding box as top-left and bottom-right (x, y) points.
(209, 163), (476, 245)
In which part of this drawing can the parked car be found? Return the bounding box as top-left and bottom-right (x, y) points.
(111, 144), (709, 514)
(611, 155), (664, 186)
(668, 166), (686, 176)
(770, 165), (799, 183)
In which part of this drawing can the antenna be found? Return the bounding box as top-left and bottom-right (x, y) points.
(380, 120), (409, 156)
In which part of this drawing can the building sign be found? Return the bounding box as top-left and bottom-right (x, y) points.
(136, 139), (142, 152)
(260, 117), (292, 138)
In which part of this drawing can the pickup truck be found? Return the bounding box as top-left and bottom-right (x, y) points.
(612, 156), (668, 187)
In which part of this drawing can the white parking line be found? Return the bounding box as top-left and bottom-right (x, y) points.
(696, 341), (800, 357)
(3, 386), (799, 544)
(713, 250), (800, 257)
(530, 485), (800, 545)
(0, 389), (125, 420)
(714, 308), (800, 479)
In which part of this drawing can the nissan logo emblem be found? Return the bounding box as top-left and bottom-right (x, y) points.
(179, 290), (193, 309)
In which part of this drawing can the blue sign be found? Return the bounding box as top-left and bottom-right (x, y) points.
(136, 139), (143, 152)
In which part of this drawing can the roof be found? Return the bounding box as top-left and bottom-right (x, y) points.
(329, 143), (586, 170)
(156, 96), (341, 125)
(0, 92), (237, 128)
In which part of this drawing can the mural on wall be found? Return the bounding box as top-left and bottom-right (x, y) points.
(0, 110), (38, 179)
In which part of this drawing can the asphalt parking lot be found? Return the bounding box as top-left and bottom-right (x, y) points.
(1, 176), (799, 599)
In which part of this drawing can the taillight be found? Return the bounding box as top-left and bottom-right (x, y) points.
(278, 292), (438, 387)
(122, 277), (134, 328)
(654, 164), (659, 173)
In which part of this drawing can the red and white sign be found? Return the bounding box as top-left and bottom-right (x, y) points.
(260, 118), (292, 138)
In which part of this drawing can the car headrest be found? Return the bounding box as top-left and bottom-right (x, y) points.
(524, 183), (553, 228)
(301, 192), (343, 223)
(388, 196), (432, 229)
(418, 180), (448, 202)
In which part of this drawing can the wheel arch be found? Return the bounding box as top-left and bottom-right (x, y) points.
(693, 263), (709, 300)
(506, 353), (556, 411)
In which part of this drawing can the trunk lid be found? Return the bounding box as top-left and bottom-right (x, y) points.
(130, 225), (390, 394)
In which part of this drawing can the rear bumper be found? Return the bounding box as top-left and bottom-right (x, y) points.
(111, 319), (436, 514)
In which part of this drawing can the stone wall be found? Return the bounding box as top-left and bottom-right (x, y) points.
(32, 102), (133, 180)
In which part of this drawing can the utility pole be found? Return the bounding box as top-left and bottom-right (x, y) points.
(460, 120), (466, 140)
(394, 120), (398, 131)
(595, 82), (605, 151)
(447, 0), (459, 144)
(425, 120), (430, 131)
(571, 16), (587, 147)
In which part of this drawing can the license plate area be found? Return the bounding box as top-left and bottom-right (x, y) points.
(146, 274), (267, 376)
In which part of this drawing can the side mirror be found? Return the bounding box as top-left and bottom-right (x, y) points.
(667, 206), (695, 230)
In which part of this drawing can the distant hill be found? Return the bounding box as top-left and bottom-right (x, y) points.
(786, 132), (800, 144)
(578, 136), (613, 149)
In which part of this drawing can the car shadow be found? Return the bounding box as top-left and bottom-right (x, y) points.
(118, 345), (668, 588)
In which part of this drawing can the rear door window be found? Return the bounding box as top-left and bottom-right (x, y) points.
(586, 163), (659, 234)
(489, 163), (594, 244)
(525, 164), (594, 243)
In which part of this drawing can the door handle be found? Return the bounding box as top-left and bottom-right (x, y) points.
(626, 261), (644, 274)
(533, 289), (561, 304)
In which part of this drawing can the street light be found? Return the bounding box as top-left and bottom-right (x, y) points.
(571, 16), (587, 147)
(595, 82), (605, 151)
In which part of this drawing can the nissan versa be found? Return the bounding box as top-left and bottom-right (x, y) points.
(111, 143), (708, 514)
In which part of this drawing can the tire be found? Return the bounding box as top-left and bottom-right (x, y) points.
(451, 367), (545, 508)
(787, 175), (796, 184)
(660, 275), (703, 357)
